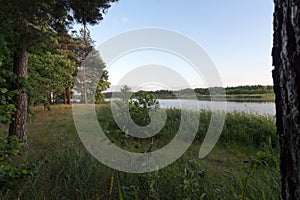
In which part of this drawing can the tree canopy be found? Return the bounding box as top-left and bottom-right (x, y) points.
(0, 0), (118, 139)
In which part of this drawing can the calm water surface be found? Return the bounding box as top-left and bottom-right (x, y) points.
(158, 99), (275, 116)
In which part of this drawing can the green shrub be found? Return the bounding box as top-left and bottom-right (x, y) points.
(0, 88), (16, 126)
(0, 136), (36, 196)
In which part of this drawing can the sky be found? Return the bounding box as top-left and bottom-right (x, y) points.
(82, 0), (274, 90)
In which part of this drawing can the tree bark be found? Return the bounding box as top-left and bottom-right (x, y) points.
(272, 0), (300, 199)
(83, 64), (88, 104)
(9, 48), (28, 142)
(56, 94), (59, 104)
(64, 89), (67, 104)
(67, 86), (71, 105)
(83, 23), (88, 104)
(49, 93), (52, 105)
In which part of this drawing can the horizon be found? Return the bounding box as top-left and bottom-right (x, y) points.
(105, 84), (274, 92)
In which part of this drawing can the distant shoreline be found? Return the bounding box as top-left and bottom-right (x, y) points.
(104, 85), (275, 103)
(159, 94), (275, 102)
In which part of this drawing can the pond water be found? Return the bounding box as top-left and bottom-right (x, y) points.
(158, 99), (275, 116)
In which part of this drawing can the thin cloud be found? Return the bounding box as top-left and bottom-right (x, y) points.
(120, 17), (129, 24)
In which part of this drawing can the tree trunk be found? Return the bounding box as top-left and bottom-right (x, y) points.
(9, 48), (28, 142)
(272, 0), (300, 199)
(49, 93), (52, 105)
(64, 89), (67, 104)
(56, 94), (59, 104)
(83, 23), (88, 104)
(67, 86), (71, 105)
(83, 64), (88, 104)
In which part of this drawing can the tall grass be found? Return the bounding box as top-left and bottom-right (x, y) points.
(97, 105), (278, 152)
(1, 105), (279, 199)
(6, 147), (279, 199)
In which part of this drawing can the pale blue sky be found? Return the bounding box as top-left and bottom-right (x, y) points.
(84, 0), (274, 88)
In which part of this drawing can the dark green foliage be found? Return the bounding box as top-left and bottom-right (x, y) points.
(0, 136), (36, 196)
(28, 52), (76, 105)
(0, 0), (116, 141)
(105, 85), (275, 101)
(0, 0), (118, 140)
(0, 0), (119, 51)
(194, 85), (274, 95)
(0, 89), (16, 125)
(130, 91), (160, 126)
(225, 85), (274, 95)
(152, 89), (176, 98)
(69, 0), (118, 26)
(0, 38), (16, 125)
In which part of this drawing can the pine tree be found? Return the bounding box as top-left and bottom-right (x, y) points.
(0, 0), (118, 143)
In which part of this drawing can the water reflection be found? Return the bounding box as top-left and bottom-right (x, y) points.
(158, 99), (275, 116)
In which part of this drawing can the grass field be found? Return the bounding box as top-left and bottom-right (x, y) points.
(1, 104), (280, 199)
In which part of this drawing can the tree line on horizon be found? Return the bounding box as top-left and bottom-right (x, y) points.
(104, 85), (274, 99)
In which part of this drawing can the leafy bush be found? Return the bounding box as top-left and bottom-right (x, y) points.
(129, 91), (159, 126)
(0, 136), (36, 196)
(0, 88), (16, 125)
